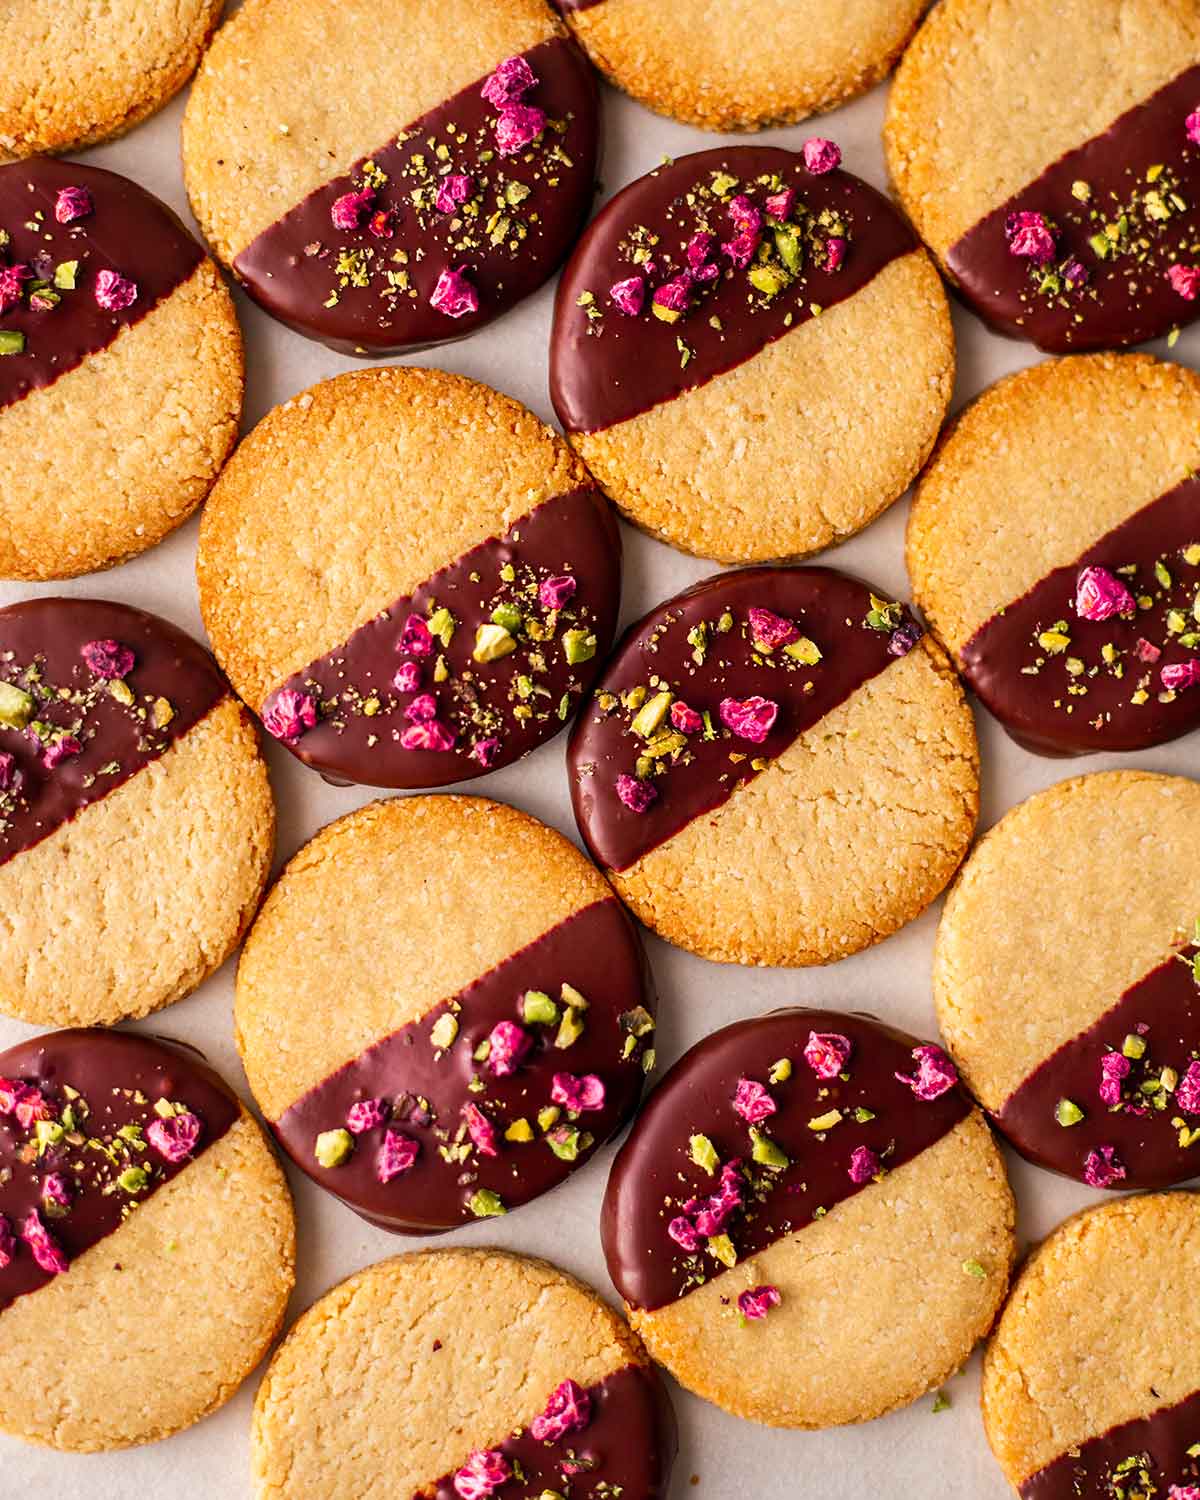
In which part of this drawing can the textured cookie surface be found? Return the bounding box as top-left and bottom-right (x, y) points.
(603, 1008), (1014, 1427)
(183, 0), (597, 352)
(935, 771), (1200, 1189)
(198, 366), (620, 789)
(886, 0), (1200, 350)
(557, 0), (927, 131)
(236, 795), (654, 1231)
(0, 159), (242, 580)
(0, 1), (223, 159)
(550, 144), (953, 563)
(983, 1192), (1200, 1495)
(0, 1028), (294, 1451)
(0, 598), (274, 1027)
(568, 567), (978, 966)
(252, 1248), (676, 1499)
(908, 353), (1200, 755)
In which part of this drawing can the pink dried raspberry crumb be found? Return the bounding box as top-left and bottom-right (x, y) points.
(376, 1127), (419, 1183)
(400, 720), (457, 751)
(802, 137), (842, 174)
(609, 276), (646, 316)
(667, 1215), (701, 1252)
(1176, 1060), (1200, 1114)
(1189, 108), (1200, 145)
(1168, 264), (1200, 300)
(41, 1173), (70, 1208)
(405, 692), (438, 724)
(147, 1110), (202, 1163)
(262, 688), (318, 744)
(1135, 637), (1162, 664)
(436, 174), (474, 214)
(399, 614), (434, 657)
(1062, 258), (1089, 290)
(1098, 1051), (1131, 1107)
(55, 185), (93, 224)
(471, 737), (501, 768)
(1169, 1486), (1200, 1500)
(0, 753), (15, 793)
(895, 1044), (958, 1101)
(393, 661), (422, 693)
(765, 189), (795, 221)
(453, 1448), (511, 1500)
(539, 574), (577, 610)
(737, 1284), (781, 1321)
(652, 272), (693, 316)
(0, 262), (31, 312)
(531, 1378), (592, 1441)
(888, 621), (922, 657)
(487, 1020), (532, 1077)
(804, 1031), (852, 1079)
(346, 1098), (390, 1135)
(1162, 659), (1200, 693)
(0, 1078), (25, 1113)
(430, 266), (480, 318)
(732, 1077), (776, 1124)
(1075, 565), (1135, 622)
(826, 236), (847, 273)
(21, 1209), (67, 1275)
(462, 1102), (499, 1157)
(330, 186), (374, 231)
(719, 695), (778, 743)
(481, 54), (537, 108)
(727, 195), (762, 236)
(670, 701), (702, 735)
(0, 1213), (12, 1269)
(848, 1145), (880, 1184)
(721, 227), (760, 270)
(42, 734), (81, 770)
(685, 230), (717, 274)
(81, 637), (136, 679)
(684, 1161), (744, 1237)
(13, 1086), (51, 1129)
(1005, 210), (1056, 265)
(1083, 1144), (1126, 1189)
(94, 268), (138, 310)
(550, 1072), (606, 1112)
(748, 606), (800, 651)
(495, 102), (546, 156)
(616, 773), (657, 813)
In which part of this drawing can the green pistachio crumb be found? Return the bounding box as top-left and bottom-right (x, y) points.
(430, 1013), (459, 1050)
(468, 1189), (506, 1218)
(562, 628), (596, 665)
(1055, 1098), (1085, 1127)
(314, 1128), (354, 1168)
(932, 1391), (951, 1414)
(750, 1127), (789, 1170)
(768, 1058), (792, 1084)
(689, 1133), (719, 1173)
(522, 990), (558, 1025)
(117, 1166), (149, 1194)
(0, 681), (34, 729)
(962, 1259), (986, 1279)
(473, 623), (517, 663)
(1121, 1034), (1147, 1060)
(707, 1233), (737, 1268)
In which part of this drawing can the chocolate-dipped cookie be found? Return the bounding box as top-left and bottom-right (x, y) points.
(886, 0), (1200, 352)
(183, 0), (598, 354)
(935, 771), (1200, 1190)
(909, 353), (1200, 756)
(567, 566), (978, 967)
(554, 0), (927, 132)
(549, 142), (954, 563)
(983, 1192), (1200, 1498)
(0, 597), (274, 1027)
(235, 795), (655, 1232)
(0, 1028), (294, 1451)
(252, 1249), (676, 1499)
(198, 367), (620, 789)
(602, 1007), (1015, 1427)
(0, 159), (242, 580)
(0, 2), (222, 160)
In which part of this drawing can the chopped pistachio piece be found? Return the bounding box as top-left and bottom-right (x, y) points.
(490, 602), (522, 635)
(768, 1058), (792, 1084)
(807, 1109), (842, 1132)
(707, 1233), (737, 1268)
(562, 628), (596, 665)
(631, 690), (672, 739)
(1121, 1034), (1147, 1060)
(118, 1166), (149, 1194)
(555, 1005), (586, 1049)
(750, 1127), (789, 1170)
(1055, 1098), (1084, 1127)
(430, 1013), (458, 1050)
(315, 1128), (354, 1168)
(962, 1259), (986, 1279)
(468, 1188), (506, 1218)
(522, 990), (559, 1025)
(505, 1118), (534, 1143)
(0, 680), (34, 729)
(689, 1133), (719, 1174)
(473, 623), (517, 663)
(537, 1105), (561, 1133)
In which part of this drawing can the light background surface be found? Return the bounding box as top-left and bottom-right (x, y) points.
(3, 17), (1199, 1498)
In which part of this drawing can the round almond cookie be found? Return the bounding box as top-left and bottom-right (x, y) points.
(0, 1027), (295, 1451)
(602, 1007), (1015, 1427)
(549, 142), (954, 564)
(934, 771), (1200, 1191)
(886, 0), (1200, 352)
(183, 0), (598, 354)
(983, 1192), (1200, 1498)
(198, 367), (620, 789)
(908, 354), (1200, 756)
(567, 566), (978, 967)
(0, 597), (274, 1027)
(0, 158), (243, 580)
(235, 795), (656, 1232)
(552, 0), (928, 132)
(252, 1248), (676, 1499)
(0, 2), (223, 160)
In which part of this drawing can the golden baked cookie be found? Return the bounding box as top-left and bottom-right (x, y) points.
(198, 366), (620, 789)
(0, 1027), (294, 1451)
(0, 597), (274, 1027)
(935, 770), (1200, 1191)
(0, 159), (242, 580)
(236, 794), (655, 1232)
(251, 1249), (676, 1499)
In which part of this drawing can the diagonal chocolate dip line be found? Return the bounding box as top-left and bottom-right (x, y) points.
(1020, 1387), (1200, 1498)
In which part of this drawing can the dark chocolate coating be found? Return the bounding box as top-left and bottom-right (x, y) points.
(996, 944), (1200, 1189)
(552, 0), (602, 13)
(273, 897), (653, 1233)
(1021, 1388), (1200, 1499)
(427, 1363), (677, 1500)
(947, 65), (1200, 352)
(0, 597), (228, 866)
(602, 1008), (970, 1313)
(549, 145), (917, 434)
(264, 487), (621, 789)
(960, 476), (1200, 755)
(0, 158), (204, 411)
(0, 1028), (239, 1310)
(233, 37), (598, 355)
(567, 566), (918, 874)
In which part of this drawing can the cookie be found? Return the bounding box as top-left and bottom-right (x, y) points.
(236, 795), (655, 1232)
(983, 1192), (1200, 1497)
(252, 1248), (676, 1499)
(0, 1027), (295, 1451)
(886, 0), (1200, 352)
(602, 1007), (1014, 1428)
(935, 771), (1200, 1191)
(183, 0), (598, 354)
(552, 0), (927, 132)
(198, 367), (619, 788)
(549, 142), (954, 563)
(0, 2), (222, 160)
(0, 597), (274, 1027)
(908, 353), (1200, 756)
(567, 566), (978, 967)
(0, 158), (243, 580)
